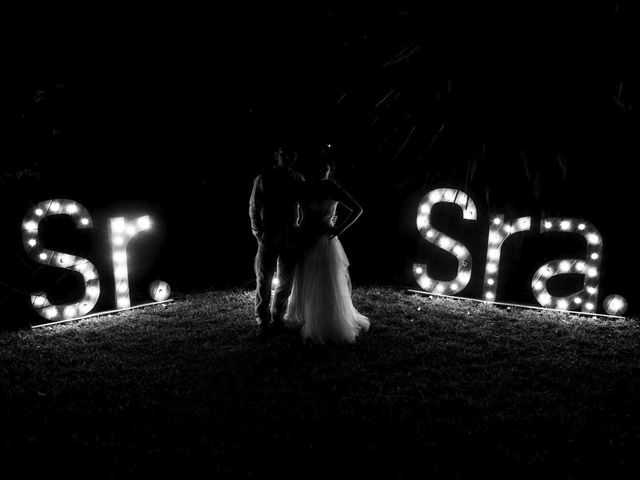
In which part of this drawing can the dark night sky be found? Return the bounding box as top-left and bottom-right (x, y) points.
(1, 3), (638, 319)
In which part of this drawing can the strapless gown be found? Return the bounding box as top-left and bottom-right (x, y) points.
(285, 199), (369, 344)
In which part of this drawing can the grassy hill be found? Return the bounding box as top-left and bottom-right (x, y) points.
(2, 287), (640, 478)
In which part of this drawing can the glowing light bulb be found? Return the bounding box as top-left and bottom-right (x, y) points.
(558, 300), (569, 310)
(487, 278), (495, 286)
(559, 261), (571, 272)
(604, 295), (627, 315)
(80, 218), (90, 226)
(560, 221), (571, 230)
(112, 219), (125, 233)
(28, 239), (37, 247)
(519, 218), (531, 229)
(66, 204), (78, 214)
(25, 221), (37, 231)
(574, 297), (582, 304)
(578, 223), (586, 230)
(587, 233), (600, 245)
(33, 296), (46, 308)
(588, 268), (598, 278)
(453, 245), (465, 257)
(576, 261), (585, 271)
(533, 281), (543, 290)
(439, 237), (452, 249)
(544, 221), (552, 229)
(492, 217), (502, 225)
(591, 253), (599, 260)
(79, 303), (92, 315)
(420, 204), (429, 214)
(436, 284), (445, 293)
(487, 263), (498, 274)
(39, 253), (47, 260)
(35, 208), (43, 216)
(539, 293), (551, 306)
(50, 201), (60, 212)
(488, 248), (500, 260)
(450, 283), (459, 291)
(150, 280), (171, 301)
(84, 270), (98, 282)
(587, 287), (597, 295)
(485, 292), (494, 300)
(426, 229), (434, 238)
(586, 303), (594, 311)
(113, 251), (127, 264)
(415, 266), (423, 274)
(137, 216), (152, 230)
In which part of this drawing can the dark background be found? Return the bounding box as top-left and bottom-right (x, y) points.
(1, 3), (637, 324)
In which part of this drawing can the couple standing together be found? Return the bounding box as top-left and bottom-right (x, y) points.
(249, 146), (370, 344)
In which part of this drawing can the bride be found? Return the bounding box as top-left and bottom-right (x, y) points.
(285, 155), (370, 344)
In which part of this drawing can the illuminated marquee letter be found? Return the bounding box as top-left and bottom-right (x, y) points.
(413, 188), (476, 294)
(110, 215), (152, 309)
(482, 215), (531, 302)
(22, 199), (100, 321)
(531, 218), (603, 313)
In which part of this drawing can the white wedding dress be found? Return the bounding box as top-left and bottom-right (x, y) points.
(285, 198), (370, 344)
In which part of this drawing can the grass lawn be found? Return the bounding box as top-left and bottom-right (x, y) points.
(2, 286), (640, 479)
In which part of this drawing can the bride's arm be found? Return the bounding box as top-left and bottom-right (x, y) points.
(329, 182), (363, 239)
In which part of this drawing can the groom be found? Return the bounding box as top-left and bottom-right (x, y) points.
(249, 145), (305, 337)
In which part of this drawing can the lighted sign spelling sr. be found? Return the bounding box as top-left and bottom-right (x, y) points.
(23, 199), (169, 323)
(413, 188), (627, 316)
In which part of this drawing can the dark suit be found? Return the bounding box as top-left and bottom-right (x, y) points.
(249, 167), (304, 325)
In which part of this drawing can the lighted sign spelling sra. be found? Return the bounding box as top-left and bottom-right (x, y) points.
(22, 199), (168, 323)
(413, 188), (625, 316)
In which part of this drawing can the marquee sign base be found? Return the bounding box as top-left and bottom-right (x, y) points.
(405, 289), (626, 320)
(30, 299), (175, 329)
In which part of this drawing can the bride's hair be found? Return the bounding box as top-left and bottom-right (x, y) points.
(304, 154), (335, 181)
